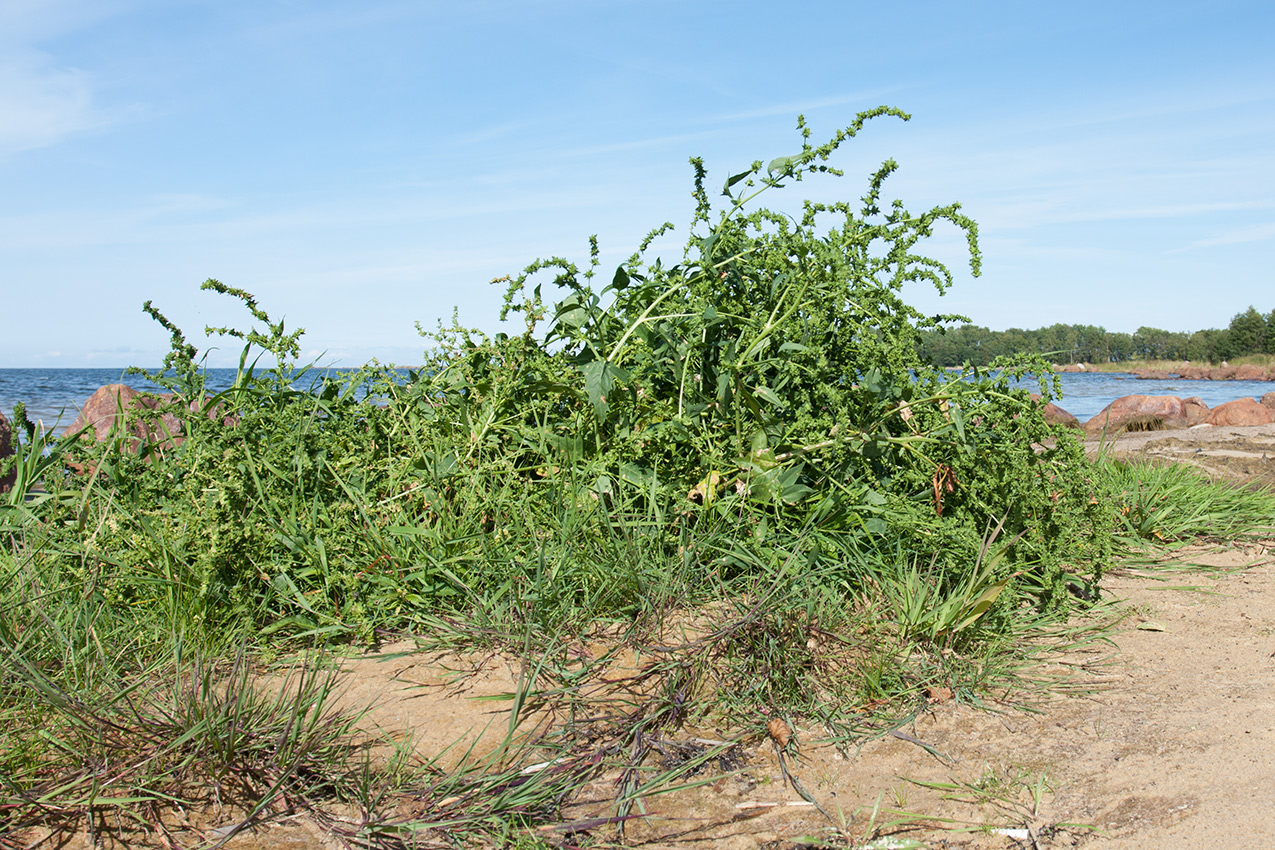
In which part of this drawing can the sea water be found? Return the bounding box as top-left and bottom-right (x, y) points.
(1, 367), (1272, 434)
(0, 368), (383, 434)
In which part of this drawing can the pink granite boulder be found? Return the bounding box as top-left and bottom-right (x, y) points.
(62, 384), (233, 456)
(1206, 398), (1275, 427)
(1029, 394), (1080, 428)
(1083, 395), (1198, 437)
(1182, 397), (1211, 427)
(0, 409), (13, 493)
(62, 385), (147, 442)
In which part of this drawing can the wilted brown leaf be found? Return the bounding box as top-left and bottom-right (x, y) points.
(767, 717), (792, 749)
(931, 464), (957, 516)
(924, 686), (954, 704)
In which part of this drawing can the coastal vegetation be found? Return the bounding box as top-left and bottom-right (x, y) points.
(918, 307), (1275, 368)
(3, 110), (1274, 847)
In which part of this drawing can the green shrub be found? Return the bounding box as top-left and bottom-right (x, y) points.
(7, 109), (1114, 649)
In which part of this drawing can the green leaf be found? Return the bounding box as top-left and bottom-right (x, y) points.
(723, 169), (753, 193)
(554, 294), (589, 329)
(753, 384), (783, 407)
(950, 404), (966, 442)
(776, 465), (812, 504)
(580, 359), (629, 420)
(743, 445), (778, 471)
(611, 266), (630, 290)
(862, 367), (887, 396)
(750, 430), (769, 452)
(767, 154), (799, 176)
(715, 371), (732, 405)
(952, 579), (1010, 633)
(619, 462), (657, 489)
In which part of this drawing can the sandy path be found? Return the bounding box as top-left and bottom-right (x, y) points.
(858, 543), (1275, 849)
(297, 540), (1275, 849)
(561, 542), (1273, 849)
(1060, 553), (1275, 848)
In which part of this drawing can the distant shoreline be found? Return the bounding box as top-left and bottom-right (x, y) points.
(1054, 362), (1275, 381)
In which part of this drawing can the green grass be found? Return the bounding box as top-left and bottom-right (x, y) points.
(1099, 459), (1275, 547)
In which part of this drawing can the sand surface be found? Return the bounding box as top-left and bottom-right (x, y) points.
(1082, 421), (1275, 490)
(267, 541), (1268, 850)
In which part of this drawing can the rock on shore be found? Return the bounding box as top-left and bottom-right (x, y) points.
(61, 384), (235, 455)
(1072, 393), (1275, 438)
(1081, 394), (1211, 437)
(0, 409), (13, 492)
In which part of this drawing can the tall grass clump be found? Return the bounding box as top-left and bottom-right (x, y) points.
(2, 108), (1137, 844)
(1098, 459), (1275, 548)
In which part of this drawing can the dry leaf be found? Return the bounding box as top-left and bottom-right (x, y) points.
(688, 470), (722, 505)
(931, 464), (957, 516)
(767, 717), (792, 748)
(1137, 622), (1166, 632)
(924, 686), (954, 704)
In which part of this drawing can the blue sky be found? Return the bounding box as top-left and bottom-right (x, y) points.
(2, 0), (1272, 367)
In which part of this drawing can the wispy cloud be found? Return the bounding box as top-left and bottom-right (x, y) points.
(1053, 200), (1275, 225)
(0, 0), (141, 158)
(1174, 221), (1275, 252)
(0, 0), (131, 42)
(0, 50), (110, 156)
(450, 119), (545, 147)
(708, 90), (909, 124)
(559, 130), (720, 158)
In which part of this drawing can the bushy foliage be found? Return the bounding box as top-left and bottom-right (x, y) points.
(379, 108), (1113, 619)
(4, 109), (1113, 649)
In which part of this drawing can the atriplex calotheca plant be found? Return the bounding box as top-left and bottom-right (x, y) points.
(4, 108), (1112, 649)
(401, 106), (1112, 621)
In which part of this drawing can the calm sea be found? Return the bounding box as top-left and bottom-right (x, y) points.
(0, 368), (1272, 434)
(0, 368), (378, 434)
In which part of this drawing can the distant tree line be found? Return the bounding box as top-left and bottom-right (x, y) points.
(917, 306), (1275, 368)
